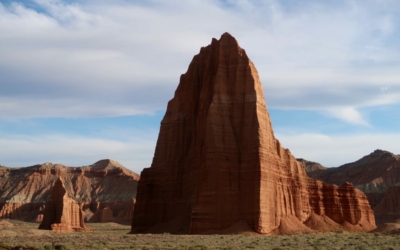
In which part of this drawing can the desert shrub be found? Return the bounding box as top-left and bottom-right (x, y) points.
(53, 244), (69, 250)
(0, 242), (12, 249)
(35, 244), (53, 250)
(192, 245), (207, 250)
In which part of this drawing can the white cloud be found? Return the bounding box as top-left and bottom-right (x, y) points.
(0, 0), (400, 119)
(0, 96), (157, 119)
(276, 132), (400, 167)
(0, 132), (157, 174)
(325, 107), (370, 126)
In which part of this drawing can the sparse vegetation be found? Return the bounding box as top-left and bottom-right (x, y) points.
(1, 220), (400, 249)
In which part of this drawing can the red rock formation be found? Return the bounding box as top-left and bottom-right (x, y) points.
(38, 178), (87, 232)
(304, 149), (400, 225)
(131, 33), (375, 234)
(0, 159), (139, 223)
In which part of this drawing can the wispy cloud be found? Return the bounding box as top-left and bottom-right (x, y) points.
(325, 107), (370, 126)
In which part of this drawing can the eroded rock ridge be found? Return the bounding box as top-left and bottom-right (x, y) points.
(0, 159), (139, 223)
(305, 149), (400, 225)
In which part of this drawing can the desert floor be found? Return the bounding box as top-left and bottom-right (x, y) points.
(1, 220), (399, 250)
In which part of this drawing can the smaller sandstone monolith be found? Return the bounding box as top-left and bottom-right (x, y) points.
(38, 178), (87, 232)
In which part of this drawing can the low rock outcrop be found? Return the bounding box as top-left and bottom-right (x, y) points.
(38, 178), (86, 232)
(0, 159), (139, 223)
(91, 207), (113, 223)
(131, 33), (375, 235)
(304, 149), (400, 225)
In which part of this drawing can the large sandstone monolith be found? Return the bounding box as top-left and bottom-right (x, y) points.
(131, 33), (376, 234)
(38, 178), (87, 232)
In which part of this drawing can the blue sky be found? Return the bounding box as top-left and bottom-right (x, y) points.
(1, 0), (400, 173)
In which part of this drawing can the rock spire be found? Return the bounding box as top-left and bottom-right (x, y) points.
(38, 178), (87, 232)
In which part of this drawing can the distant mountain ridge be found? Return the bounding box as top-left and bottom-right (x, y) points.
(301, 149), (400, 225)
(296, 158), (327, 172)
(0, 159), (139, 223)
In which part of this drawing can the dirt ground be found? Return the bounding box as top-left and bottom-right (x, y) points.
(1, 219), (400, 250)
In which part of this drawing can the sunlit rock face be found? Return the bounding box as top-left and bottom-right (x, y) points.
(0, 159), (139, 224)
(131, 33), (376, 234)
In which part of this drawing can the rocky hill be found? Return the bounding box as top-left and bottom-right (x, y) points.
(297, 158), (327, 172)
(0, 159), (139, 224)
(303, 149), (400, 225)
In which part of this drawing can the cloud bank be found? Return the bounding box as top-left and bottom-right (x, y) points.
(1, 0), (399, 122)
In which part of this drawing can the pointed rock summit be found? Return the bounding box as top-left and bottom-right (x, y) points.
(131, 33), (375, 234)
(38, 178), (87, 232)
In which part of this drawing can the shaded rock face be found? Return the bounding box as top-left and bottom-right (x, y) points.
(0, 159), (139, 223)
(117, 199), (135, 222)
(131, 33), (376, 234)
(304, 149), (400, 225)
(374, 186), (400, 224)
(0, 203), (44, 221)
(38, 178), (86, 232)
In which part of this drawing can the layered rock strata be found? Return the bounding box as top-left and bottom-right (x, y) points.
(0, 159), (139, 223)
(305, 150), (400, 225)
(39, 178), (86, 232)
(131, 33), (376, 234)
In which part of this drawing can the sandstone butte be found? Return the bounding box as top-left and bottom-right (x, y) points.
(304, 149), (400, 225)
(0, 159), (139, 224)
(38, 177), (87, 232)
(130, 33), (376, 235)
